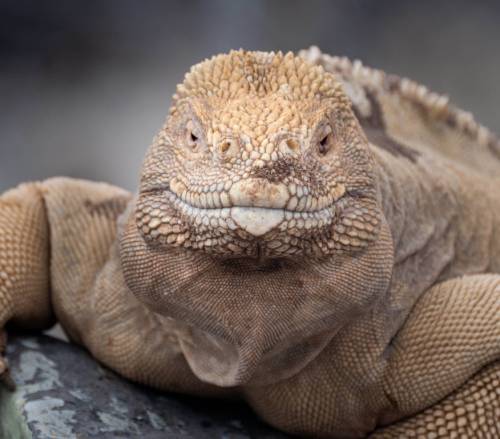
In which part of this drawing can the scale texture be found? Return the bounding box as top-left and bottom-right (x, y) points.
(0, 47), (499, 438)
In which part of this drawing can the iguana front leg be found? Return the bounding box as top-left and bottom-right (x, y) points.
(0, 178), (231, 401)
(0, 178), (130, 383)
(244, 275), (499, 438)
(0, 183), (53, 385)
(376, 274), (500, 436)
(373, 360), (500, 437)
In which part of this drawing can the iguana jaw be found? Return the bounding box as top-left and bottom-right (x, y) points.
(152, 186), (337, 234)
(135, 183), (381, 259)
(168, 176), (342, 212)
(165, 176), (342, 237)
(136, 187), (342, 257)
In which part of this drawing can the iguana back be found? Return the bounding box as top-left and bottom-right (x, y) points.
(301, 47), (500, 176)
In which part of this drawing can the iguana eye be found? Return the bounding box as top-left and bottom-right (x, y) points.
(186, 120), (201, 151)
(317, 125), (333, 155)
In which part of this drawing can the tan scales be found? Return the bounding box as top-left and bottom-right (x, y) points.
(0, 48), (499, 437)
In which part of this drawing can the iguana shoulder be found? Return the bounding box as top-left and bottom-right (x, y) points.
(300, 46), (500, 176)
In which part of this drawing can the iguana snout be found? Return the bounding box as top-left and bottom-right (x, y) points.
(229, 178), (290, 210)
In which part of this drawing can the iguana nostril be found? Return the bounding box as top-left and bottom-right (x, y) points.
(279, 138), (300, 155)
(285, 139), (300, 151)
(219, 141), (231, 153)
(218, 139), (238, 156)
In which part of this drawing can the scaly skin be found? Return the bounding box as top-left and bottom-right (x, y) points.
(0, 49), (499, 438)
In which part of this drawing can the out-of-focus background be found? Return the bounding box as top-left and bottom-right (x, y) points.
(1, 0), (499, 192)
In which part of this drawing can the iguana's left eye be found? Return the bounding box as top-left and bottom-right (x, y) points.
(317, 124), (333, 155)
(186, 120), (202, 151)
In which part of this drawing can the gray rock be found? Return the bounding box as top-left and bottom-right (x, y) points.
(0, 334), (289, 439)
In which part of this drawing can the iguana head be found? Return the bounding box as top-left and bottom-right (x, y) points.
(136, 50), (380, 258)
(121, 50), (393, 387)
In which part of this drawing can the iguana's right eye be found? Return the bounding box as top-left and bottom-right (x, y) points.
(317, 124), (333, 156)
(185, 120), (202, 151)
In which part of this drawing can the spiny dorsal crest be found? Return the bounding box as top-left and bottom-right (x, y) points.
(172, 50), (346, 107)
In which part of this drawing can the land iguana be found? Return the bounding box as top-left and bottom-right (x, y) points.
(0, 47), (498, 438)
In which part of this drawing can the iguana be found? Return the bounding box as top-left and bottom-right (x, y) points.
(0, 47), (498, 438)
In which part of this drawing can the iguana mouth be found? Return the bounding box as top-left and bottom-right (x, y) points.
(165, 176), (344, 237)
(139, 175), (343, 239)
(164, 189), (337, 236)
(167, 177), (345, 213)
(136, 183), (378, 258)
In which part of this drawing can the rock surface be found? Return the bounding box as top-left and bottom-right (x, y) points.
(0, 334), (289, 439)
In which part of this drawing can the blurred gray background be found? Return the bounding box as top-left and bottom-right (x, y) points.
(1, 0), (500, 192)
